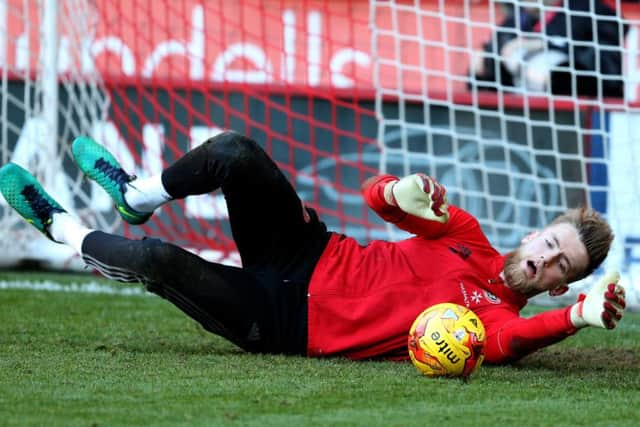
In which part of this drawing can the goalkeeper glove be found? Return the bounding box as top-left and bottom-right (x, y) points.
(387, 173), (449, 223)
(569, 271), (626, 329)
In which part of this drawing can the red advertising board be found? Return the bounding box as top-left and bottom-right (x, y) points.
(2, 0), (639, 99)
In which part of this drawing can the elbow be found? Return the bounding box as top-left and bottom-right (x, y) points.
(483, 332), (525, 365)
(484, 335), (550, 365)
(483, 350), (521, 365)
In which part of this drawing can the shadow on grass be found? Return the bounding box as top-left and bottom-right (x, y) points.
(513, 347), (639, 373)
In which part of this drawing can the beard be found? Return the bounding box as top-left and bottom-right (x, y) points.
(503, 250), (539, 298)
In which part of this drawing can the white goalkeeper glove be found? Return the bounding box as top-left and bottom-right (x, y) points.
(387, 173), (449, 223)
(569, 271), (626, 329)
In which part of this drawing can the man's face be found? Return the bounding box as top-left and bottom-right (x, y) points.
(504, 223), (589, 298)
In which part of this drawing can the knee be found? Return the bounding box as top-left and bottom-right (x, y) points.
(202, 131), (263, 165)
(139, 238), (175, 272)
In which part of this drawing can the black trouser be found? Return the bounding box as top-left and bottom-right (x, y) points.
(81, 131), (331, 354)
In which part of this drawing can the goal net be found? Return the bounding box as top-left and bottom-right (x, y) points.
(1, 0), (381, 269)
(0, 0), (638, 307)
(370, 0), (639, 306)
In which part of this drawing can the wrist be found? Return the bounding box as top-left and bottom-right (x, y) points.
(569, 302), (588, 329)
(384, 181), (398, 206)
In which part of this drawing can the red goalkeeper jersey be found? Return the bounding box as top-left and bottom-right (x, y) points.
(306, 175), (578, 364)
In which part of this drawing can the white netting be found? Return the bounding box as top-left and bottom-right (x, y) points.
(1, 0), (639, 310)
(0, 0), (111, 269)
(370, 0), (639, 307)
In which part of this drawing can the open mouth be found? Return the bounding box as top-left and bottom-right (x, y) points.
(526, 260), (537, 279)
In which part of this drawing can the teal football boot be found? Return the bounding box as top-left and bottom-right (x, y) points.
(0, 163), (67, 240)
(71, 136), (151, 225)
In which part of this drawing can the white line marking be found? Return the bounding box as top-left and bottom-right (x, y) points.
(0, 280), (149, 296)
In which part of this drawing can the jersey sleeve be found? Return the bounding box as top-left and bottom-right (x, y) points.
(482, 306), (579, 364)
(362, 174), (477, 239)
(361, 174), (407, 223)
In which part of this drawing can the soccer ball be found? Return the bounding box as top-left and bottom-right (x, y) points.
(408, 303), (486, 378)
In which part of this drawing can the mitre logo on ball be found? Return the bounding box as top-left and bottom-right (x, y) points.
(408, 303), (486, 378)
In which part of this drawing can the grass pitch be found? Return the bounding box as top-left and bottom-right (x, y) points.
(1, 271), (638, 427)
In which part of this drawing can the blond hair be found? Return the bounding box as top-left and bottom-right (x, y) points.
(551, 207), (614, 280)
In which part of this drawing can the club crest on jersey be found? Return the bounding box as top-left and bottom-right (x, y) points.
(483, 290), (501, 304)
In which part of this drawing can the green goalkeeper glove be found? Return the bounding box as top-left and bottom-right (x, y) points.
(387, 173), (449, 223)
(570, 271), (626, 329)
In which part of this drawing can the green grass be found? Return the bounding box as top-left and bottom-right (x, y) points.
(1, 271), (638, 427)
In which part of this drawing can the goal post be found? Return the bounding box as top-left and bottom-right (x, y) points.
(0, 0), (111, 270)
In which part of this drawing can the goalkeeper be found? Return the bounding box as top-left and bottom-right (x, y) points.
(0, 132), (627, 364)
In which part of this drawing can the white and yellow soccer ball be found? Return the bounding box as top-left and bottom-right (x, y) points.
(408, 303), (486, 378)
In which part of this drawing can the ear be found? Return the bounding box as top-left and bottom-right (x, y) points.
(548, 285), (569, 297)
(521, 230), (540, 244)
